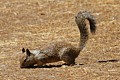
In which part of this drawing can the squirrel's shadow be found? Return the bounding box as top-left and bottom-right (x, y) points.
(21, 59), (119, 69)
(25, 63), (84, 69)
(98, 59), (118, 63)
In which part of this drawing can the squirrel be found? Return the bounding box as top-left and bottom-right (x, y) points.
(19, 11), (96, 68)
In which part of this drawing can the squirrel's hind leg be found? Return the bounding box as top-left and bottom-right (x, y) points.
(59, 48), (76, 66)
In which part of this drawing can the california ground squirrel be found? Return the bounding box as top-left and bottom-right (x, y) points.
(19, 11), (96, 68)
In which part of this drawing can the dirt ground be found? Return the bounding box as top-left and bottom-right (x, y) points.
(0, 0), (120, 80)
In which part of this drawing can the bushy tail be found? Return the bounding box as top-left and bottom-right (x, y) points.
(75, 11), (96, 51)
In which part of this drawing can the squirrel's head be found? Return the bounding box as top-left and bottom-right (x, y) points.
(19, 48), (35, 68)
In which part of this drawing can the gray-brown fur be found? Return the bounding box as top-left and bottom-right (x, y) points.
(19, 11), (96, 68)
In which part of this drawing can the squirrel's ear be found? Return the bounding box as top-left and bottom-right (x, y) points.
(22, 48), (25, 53)
(26, 49), (31, 56)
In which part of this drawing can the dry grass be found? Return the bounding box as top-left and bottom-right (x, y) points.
(0, 0), (120, 80)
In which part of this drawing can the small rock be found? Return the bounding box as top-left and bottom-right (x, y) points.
(61, 65), (67, 68)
